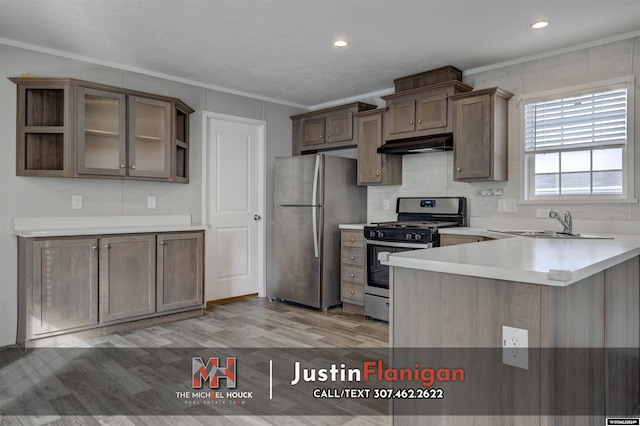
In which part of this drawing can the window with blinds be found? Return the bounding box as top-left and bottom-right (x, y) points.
(523, 79), (631, 200)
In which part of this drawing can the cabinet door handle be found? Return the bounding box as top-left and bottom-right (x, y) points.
(350, 290), (355, 295)
(160, 241), (166, 246)
(120, 164), (125, 168)
(418, 119), (422, 124)
(350, 256), (355, 260)
(91, 246), (97, 251)
(376, 172), (380, 176)
(409, 120), (414, 125)
(457, 167), (462, 172)
(350, 273), (355, 278)
(131, 165), (136, 169)
(104, 245), (110, 249)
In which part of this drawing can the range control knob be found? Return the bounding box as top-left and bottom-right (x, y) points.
(368, 230), (377, 238)
(376, 230), (385, 238)
(405, 233), (414, 240)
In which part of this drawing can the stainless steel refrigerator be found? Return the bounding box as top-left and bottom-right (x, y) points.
(270, 154), (367, 309)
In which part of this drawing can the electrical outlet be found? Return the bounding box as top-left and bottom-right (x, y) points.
(383, 199), (390, 210)
(72, 195), (83, 210)
(498, 199), (518, 213)
(536, 209), (549, 219)
(147, 196), (156, 209)
(502, 325), (529, 369)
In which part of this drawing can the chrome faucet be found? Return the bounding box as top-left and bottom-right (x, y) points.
(549, 210), (573, 235)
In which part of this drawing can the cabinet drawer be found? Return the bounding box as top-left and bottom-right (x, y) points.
(342, 265), (365, 284)
(341, 282), (364, 305)
(342, 247), (365, 267)
(341, 230), (365, 248)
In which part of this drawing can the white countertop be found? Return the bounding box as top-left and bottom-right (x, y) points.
(384, 228), (640, 286)
(14, 215), (208, 237)
(339, 223), (369, 230)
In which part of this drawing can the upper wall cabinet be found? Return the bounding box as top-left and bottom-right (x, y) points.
(381, 81), (473, 142)
(10, 77), (195, 183)
(355, 108), (402, 186)
(450, 87), (513, 182)
(291, 102), (376, 155)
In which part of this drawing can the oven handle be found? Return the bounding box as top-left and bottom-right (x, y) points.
(366, 240), (432, 249)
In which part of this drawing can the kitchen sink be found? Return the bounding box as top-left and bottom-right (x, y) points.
(490, 230), (613, 239)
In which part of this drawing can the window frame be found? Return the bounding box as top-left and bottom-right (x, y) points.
(520, 76), (635, 203)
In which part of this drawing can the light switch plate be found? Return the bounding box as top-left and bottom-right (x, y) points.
(72, 195), (83, 209)
(147, 196), (156, 209)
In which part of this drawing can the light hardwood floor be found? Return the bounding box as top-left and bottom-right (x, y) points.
(1, 297), (390, 426)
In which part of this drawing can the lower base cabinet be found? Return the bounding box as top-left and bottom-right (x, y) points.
(340, 229), (366, 313)
(17, 231), (204, 347)
(100, 234), (157, 322)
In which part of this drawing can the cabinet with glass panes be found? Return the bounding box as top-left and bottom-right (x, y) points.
(9, 77), (194, 183)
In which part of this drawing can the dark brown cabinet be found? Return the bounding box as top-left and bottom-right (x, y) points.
(99, 235), (156, 322)
(27, 238), (99, 336)
(157, 232), (204, 312)
(440, 234), (492, 246)
(17, 231), (204, 347)
(76, 86), (127, 176)
(291, 102), (376, 155)
(381, 81), (472, 142)
(10, 77), (194, 183)
(355, 108), (402, 186)
(13, 80), (74, 177)
(340, 229), (366, 312)
(450, 87), (513, 182)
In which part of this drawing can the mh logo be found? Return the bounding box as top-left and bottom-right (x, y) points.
(192, 357), (237, 389)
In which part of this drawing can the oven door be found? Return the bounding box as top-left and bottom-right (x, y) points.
(365, 240), (431, 295)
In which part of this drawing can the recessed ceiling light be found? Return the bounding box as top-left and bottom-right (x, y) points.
(334, 40), (348, 47)
(529, 20), (549, 29)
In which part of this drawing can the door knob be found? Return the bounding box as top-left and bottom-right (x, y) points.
(254, 214), (262, 221)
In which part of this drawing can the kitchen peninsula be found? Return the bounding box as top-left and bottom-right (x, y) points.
(384, 230), (640, 425)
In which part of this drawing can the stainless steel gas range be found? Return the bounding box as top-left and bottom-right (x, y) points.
(363, 197), (468, 322)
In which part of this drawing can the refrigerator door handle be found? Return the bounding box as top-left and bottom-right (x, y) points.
(312, 154), (320, 258)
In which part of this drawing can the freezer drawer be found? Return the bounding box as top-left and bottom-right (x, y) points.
(270, 206), (322, 308)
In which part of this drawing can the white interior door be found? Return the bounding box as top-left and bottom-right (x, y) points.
(203, 113), (265, 301)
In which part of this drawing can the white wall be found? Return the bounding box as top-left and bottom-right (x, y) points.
(368, 37), (640, 233)
(0, 44), (304, 346)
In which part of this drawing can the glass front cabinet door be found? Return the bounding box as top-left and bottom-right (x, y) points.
(128, 96), (171, 179)
(76, 87), (127, 176)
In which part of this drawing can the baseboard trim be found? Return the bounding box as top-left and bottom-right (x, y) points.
(206, 293), (259, 307)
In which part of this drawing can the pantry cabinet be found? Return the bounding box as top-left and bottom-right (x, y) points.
(291, 102), (376, 155)
(9, 77), (194, 183)
(355, 108), (402, 186)
(17, 231), (205, 347)
(450, 87), (513, 182)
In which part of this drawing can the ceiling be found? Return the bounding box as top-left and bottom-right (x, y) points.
(1, 0), (639, 109)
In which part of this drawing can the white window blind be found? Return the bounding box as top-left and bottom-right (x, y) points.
(523, 82), (629, 198)
(524, 87), (627, 152)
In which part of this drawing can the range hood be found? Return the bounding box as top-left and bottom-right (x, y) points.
(377, 134), (453, 155)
